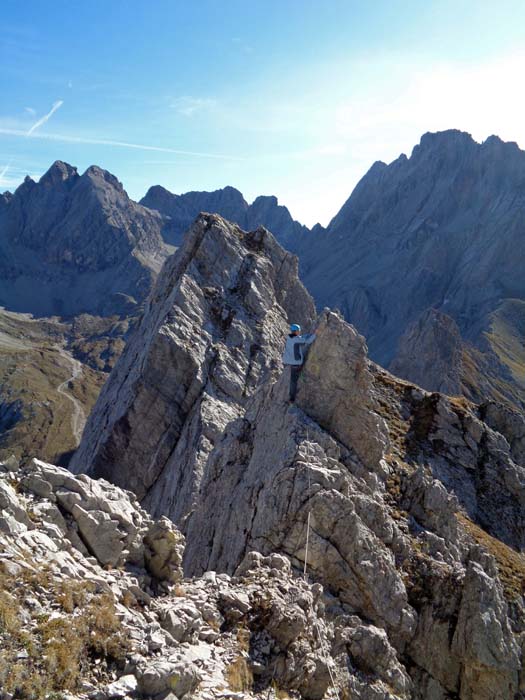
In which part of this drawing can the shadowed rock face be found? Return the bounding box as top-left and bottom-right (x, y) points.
(0, 161), (169, 317)
(389, 308), (464, 395)
(72, 212), (525, 699)
(300, 130), (525, 408)
(140, 184), (310, 250)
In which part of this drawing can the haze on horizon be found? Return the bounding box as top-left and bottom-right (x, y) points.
(2, 0), (525, 227)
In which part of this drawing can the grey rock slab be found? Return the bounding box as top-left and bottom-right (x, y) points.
(71, 504), (126, 567)
(104, 674), (138, 698)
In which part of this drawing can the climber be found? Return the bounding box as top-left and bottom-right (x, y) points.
(282, 323), (317, 403)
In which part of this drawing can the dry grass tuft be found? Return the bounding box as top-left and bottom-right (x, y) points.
(0, 563), (130, 697)
(458, 513), (525, 601)
(225, 654), (253, 692)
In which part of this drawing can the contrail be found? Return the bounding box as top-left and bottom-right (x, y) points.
(0, 160), (12, 184)
(0, 127), (245, 161)
(26, 100), (64, 136)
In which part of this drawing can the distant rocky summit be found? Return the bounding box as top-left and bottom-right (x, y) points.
(140, 183), (309, 250)
(300, 130), (525, 409)
(71, 213), (525, 699)
(0, 161), (170, 317)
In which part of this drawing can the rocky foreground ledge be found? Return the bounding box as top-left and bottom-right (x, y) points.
(0, 457), (369, 700)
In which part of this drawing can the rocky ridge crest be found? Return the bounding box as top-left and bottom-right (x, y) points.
(71, 213), (525, 699)
(140, 185), (309, 250)
(0, 457), (344, 700)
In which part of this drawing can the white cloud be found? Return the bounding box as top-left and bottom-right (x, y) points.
(330, 51), (525, 165)
(24, 107), (36, 117)
(171, 96), (217, 117)
(27, 100), (64, 136)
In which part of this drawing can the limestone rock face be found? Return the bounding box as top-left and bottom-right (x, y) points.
(0, 160), (169, 316)
(72, 213), (525, 698)
(296, 310), (390, 469)
(1, 457), (366, 700)
(481, 400), (525, 467)
(70, 213), (315, 516)
(10, 457), (184, 579)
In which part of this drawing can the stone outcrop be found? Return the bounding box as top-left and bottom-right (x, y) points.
(72, 213), (525, 698)
(5, 456), (184, 579)
(70, 213), (315, 515)
(389, 308), (464, 395)
(0, 161), (170, 317)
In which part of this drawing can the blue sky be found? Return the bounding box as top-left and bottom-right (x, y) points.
(2, 0), (525, 226)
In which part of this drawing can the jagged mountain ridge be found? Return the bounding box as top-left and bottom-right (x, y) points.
(300, 129), (525, 407)
(0, 160), (170, 317)
(71, 213), (525, 699)
(140, 183), (310, 249)
(0, 160), (173, 462)
(70, 213), (316, 505)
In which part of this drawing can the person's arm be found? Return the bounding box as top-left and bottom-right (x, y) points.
(302, 332), (316, 345)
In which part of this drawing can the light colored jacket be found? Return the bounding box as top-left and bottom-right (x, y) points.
(282, 333), (316, 366)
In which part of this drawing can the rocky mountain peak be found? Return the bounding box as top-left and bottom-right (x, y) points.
(300, 129), (525, 409)
(82, 164), (126, 193)
(0, 191), (13, 209)
(251, 194), (278, 206)
(0, 161), (169, 317)
(141, 183), (180, 209)
(417, 128), (475, 152)
(13, 174), (36, 196)
(39, 160), (79, 188)
(140, 183), (308, 250)
(70, 212), (315, 498)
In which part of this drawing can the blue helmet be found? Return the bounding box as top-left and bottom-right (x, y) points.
(290, 323), (301, 332)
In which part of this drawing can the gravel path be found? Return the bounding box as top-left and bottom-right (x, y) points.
(56, 346), (86, 445)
